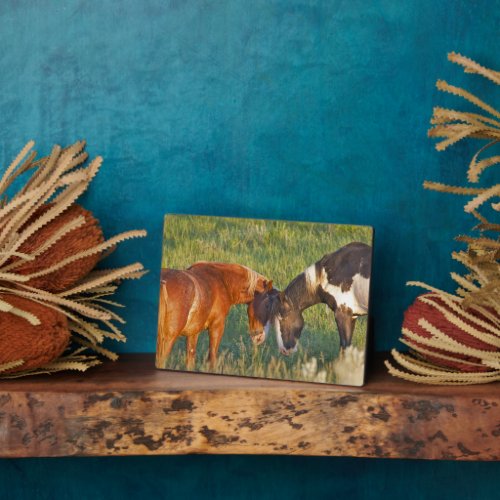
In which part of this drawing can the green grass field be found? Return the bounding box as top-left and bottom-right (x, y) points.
(159, 215), (372, 383)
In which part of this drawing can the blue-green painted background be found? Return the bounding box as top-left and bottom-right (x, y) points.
(0, 1), (498, 498)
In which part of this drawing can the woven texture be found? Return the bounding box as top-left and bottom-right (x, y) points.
(0, 295), (70, 373)
(0, 141), (146, 377)
(15, 204), (104, 292)
(403, 293), (495, 372)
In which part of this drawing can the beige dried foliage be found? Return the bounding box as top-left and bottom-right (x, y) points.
(386, 53), (500, 385)
(0, 141), (147, 377)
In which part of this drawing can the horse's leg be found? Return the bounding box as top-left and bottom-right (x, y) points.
(207, 317), (225, 369)
(156, 333), (177, 368)
(318, 289), (349, 354)
(186, 333), (200, 370)
(334, 305), (356, 354)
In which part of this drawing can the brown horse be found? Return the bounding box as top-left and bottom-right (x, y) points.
(156, 262), (271, 369)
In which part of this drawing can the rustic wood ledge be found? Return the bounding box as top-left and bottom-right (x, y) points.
(0, 353), (498, 460)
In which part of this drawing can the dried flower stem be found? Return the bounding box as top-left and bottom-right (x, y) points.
(387, 53), (500, 384)
(0, 142), (147, 377)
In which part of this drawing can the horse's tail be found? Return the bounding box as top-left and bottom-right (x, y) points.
(184, 271), (202, 326)
(158, 270), (201, 330)
(157, 280), (169, 356)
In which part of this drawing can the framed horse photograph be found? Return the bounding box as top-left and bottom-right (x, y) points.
(156, 214), (373, 386)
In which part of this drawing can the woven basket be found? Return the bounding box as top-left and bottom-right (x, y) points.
(403, 293), (497, 372)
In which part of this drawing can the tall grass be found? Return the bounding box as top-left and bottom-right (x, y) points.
(159, 215), (372, 384)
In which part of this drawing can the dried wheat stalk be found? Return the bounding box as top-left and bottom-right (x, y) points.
(0, 141), (147, 377)
(386, 53), (500, 384)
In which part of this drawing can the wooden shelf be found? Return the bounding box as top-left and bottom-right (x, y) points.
(1, 353), (498, 460)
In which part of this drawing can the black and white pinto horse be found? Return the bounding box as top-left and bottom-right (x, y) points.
(258, 242), (371, 356)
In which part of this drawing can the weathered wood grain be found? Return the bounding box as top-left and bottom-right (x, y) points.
(0, 354), (498, 460)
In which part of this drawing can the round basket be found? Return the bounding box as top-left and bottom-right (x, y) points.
(15, 204), (104, 292)
(403, 293), (497, 372)
(0, 295), (71, 373)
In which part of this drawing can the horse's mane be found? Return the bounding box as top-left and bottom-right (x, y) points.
(242, 264), (260, 295)
(282, 263), (318, 309)
(304, 263), (318, 295)
(188, 261), (261, 295)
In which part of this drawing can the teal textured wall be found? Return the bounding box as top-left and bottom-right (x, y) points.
(0, 0), (498, 352)
(0, 1), (498, 498)
(1, 456), (499, 500)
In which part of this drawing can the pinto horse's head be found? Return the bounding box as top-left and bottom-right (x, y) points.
(274, 293), (304, 356)
(247, 283), (278, 346)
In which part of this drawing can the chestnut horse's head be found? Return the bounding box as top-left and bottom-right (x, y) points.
(250, 288), (305, 355)
(247, 284), (279, 345)
(273, 293), (304, 356)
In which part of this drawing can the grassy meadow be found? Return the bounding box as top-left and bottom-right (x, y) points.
(159, 215), (373, 384)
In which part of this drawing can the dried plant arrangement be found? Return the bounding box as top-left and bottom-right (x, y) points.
(386, 52), (500, 385)
(0, 141), (147, 377)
